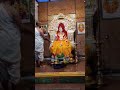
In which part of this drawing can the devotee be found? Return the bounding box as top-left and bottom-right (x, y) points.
(0, 0), (33, 90)
(35, 22), (50, 67)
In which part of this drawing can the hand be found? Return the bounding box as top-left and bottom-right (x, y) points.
(48, 40), (51, 42)
(47, 39), (51, 42)
(44, 37), (50, 42)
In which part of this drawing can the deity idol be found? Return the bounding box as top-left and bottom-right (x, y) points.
(50, 23), (73, 58)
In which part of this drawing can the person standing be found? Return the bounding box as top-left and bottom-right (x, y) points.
(35, 22), (50, 67)
(0, 0), (32, 90)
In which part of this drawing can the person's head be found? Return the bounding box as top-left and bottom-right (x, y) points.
(40, 27), (46, 34)
(43, 28), (47, 34)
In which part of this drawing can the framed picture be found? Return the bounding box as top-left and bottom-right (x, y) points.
(77, 22), (85, 34)
(101, 0), (120, 19)
(20, 0), (31, 23)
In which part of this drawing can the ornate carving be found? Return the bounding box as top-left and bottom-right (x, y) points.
(48, 13), (76, 42)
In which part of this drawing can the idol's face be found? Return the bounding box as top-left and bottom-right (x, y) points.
(59, 27), (63, 32)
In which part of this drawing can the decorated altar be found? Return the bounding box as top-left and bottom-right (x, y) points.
(48, 13), (76, 68)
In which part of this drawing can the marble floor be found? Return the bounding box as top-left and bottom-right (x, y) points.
(35, 59), (85, 73)
(35, 59), (85, 90)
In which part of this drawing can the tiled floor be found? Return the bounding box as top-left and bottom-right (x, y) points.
(35, 59), (85, 73)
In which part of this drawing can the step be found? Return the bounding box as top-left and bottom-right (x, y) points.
(35, 76), (85, 84)
(35, 72), (85, 83)
(35, 72), (85, 77)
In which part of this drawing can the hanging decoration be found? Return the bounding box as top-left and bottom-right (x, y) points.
(48, 13), (76, 42)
